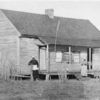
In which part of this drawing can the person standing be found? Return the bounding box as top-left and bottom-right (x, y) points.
(28, 57), (39, 81)
(81, 59), (87, 77)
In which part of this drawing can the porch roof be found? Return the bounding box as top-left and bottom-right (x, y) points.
(39, 36), (100, 47)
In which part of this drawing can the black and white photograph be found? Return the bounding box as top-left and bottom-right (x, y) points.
(0, 0), (100, 100)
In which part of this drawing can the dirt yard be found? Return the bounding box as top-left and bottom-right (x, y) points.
(0, 78), (99, 100)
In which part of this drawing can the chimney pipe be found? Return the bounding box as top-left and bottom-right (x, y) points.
(45, 9), (54, 19)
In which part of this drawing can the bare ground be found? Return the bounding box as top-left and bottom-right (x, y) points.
(0, 78), (99, 100)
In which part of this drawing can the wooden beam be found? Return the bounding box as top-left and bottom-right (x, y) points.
(38, 46), (40, 71)
(46, 45), (50, 72)
(17, 37), (20, 74)
(69, 46), (71, 64)
(46, 45), (50, 80)
(89, 48), (92, 70)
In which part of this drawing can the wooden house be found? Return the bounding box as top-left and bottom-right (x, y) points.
(0, 9), (100, 79)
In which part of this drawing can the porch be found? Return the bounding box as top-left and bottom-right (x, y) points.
(39, 44), (96, 80)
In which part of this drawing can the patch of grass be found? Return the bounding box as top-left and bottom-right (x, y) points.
(0, 79), (98, 100)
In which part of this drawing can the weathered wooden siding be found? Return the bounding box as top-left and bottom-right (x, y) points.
(20, 38), (42, 74)
(0, 37), (18, 78)
(49, 52), (81, 72)
(49, 45), (68, 72)
(93, 48), (100, 71)
(49, 45), (87, 72)
(0, 10), (20, 78)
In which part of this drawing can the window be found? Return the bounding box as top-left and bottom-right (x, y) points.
(72, 53), (80, 63)
(55, 51), (79, 63)
(56, 52), (62, 62)
(62, 52), (70, 63)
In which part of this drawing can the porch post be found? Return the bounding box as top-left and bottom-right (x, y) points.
(17, 37), (20, 73)
(69, 46), (71, 64)
(46, 44), (50, 80)
(38, 46), (40, 71)
(89, 48), (92, 70)
(16, 37), (20, 80)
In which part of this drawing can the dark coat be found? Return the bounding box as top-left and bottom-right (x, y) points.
(28, 58), (39, 67)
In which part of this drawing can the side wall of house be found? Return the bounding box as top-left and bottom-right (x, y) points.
(0, 10), (20, 78)
(0, 37), (18, 77)
(20, 38), (41, 74)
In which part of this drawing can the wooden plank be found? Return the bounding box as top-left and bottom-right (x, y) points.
(46, 45), (50, 80)
(69, 46), (71, 64)
(38, 47), (40, 71)
(46, 45), (49, 72)
(89, 48), (92, 70)
(16, 37), (20, 74)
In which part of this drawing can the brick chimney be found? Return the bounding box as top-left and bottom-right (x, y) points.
(45, 9), (54, 19)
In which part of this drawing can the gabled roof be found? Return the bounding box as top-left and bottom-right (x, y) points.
(1, 9), (100, 47)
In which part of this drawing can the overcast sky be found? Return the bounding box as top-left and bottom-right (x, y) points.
(0, 0), (100, 30)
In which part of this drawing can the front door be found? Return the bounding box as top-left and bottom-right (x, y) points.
(40, 48), (46, 70)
